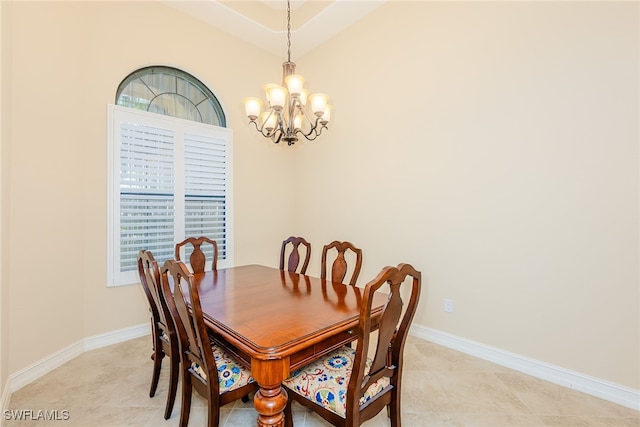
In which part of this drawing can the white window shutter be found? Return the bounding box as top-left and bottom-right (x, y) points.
(108, 105), (233, 286)
(184, 132), (229, 261)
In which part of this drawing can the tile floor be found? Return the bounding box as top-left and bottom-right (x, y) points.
(4, 335), (639, 426)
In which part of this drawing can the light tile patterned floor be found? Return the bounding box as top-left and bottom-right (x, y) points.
(5, 335), (639, 426)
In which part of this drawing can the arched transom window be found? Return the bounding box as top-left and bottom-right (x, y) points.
(116, 65), (226, 127)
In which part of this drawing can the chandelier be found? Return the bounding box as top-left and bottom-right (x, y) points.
(243, 0), (331, 146)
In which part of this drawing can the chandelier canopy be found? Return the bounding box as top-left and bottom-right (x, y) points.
(244, 0), (331, 146)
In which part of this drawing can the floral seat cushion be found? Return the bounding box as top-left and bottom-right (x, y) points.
(191, 344), (254, 394)
(283, 345), (390, 418)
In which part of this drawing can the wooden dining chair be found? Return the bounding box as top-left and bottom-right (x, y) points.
(321, 241), (363, 286)
(136, 250), (180, 420)
(160, 259), (258, 427)
(175, 236), (218, 273)
(280, 236), (311, 274)
(283, 263), (422, 427)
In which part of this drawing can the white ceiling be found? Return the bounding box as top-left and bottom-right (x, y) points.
(161, 0), (386, 58)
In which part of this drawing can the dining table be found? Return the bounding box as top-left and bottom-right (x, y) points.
(187, 264), (389, 427)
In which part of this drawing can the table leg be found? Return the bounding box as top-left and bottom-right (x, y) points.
(251, 358), (289, 427)
(254, 384), (288, 427)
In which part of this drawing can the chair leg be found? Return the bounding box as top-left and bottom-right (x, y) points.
(149, 344), (163, 398)
(206, 394), (220, 427)
(284, 396), (293, 427)
(164, 355), (179, 419)
(179, 374), (193, 427)
(389, 389), (401, 427)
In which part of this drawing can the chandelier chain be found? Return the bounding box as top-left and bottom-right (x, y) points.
(287, 0), (292, 62)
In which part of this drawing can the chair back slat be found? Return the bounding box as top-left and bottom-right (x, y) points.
(280, 236), (311, 274)
(175, 236), (218, 273)
(370, 284), (403, 372)
(158, 260), (186, 349)
(163, 261), (200, 365)
(137, 250), (163, 324)
(321, 241), (363, 286)
(138, 250), (179, 339)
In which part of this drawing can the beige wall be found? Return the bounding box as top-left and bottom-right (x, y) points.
(0, 0), (9, 395)
(1, 0), (638, 396)
(4, 1), (295, 375)
(294, 1), (639, 389)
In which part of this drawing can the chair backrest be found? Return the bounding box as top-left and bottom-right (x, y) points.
(137, 250), (173, 334)
(161, 259), (220, 395)
(279, 236), (311, 274)
(175, 236), (218, 274)
(346, 263), (421, 423)
(320, 241), (363, 286)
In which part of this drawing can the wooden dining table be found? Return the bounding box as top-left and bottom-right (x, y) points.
(187, 264), (389, 427)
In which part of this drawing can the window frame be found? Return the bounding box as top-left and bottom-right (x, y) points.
(107, 104), (234, 287)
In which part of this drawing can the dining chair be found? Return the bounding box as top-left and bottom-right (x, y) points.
(160, 259), (258, 427)
(175, 236), (218, 273)
(283, 263), (422, 427)
(321, 241), (363, 286)
(280, 236), (311, 274)
(136, 250), (180, 420)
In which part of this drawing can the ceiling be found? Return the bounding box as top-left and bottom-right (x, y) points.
(161, 0), (386, 58)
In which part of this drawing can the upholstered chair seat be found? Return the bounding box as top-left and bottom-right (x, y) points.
(191, 345), (254, 394)
(283, 346), (389, 418)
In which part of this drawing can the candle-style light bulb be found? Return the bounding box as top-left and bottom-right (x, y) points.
(285, 75), (305, 97)
(244, 97), (262, 121)
(309, 93), (328, 117)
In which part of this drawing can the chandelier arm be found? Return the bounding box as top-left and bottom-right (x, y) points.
(272, 127), (284, 144)
(296, 105), (322, 134)
(249, 119), (267, 136)
(299, 116), (325, 138)
(249, 119), (278, 139)
(299, 123), (327, 141)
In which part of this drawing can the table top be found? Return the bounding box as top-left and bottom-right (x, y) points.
(190, 264), (389, 360)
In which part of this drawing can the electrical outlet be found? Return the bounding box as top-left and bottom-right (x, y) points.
(444, 298), (453, 313)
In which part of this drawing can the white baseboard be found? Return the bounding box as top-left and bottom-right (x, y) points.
(0, 378), (10, 427)
(8, 341), (83, 393)
(410, 324), (640, 412)
(8, 323), (150, 394)
(83, 323), (150, 352)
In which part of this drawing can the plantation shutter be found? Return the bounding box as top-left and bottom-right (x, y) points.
(184, 133), (229, 262)
(119, 122), (176, 272)
(108, 105), (233, 286)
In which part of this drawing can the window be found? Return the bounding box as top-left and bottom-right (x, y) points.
(116, 66), (225, 126)
(108, 67), (232, 287)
